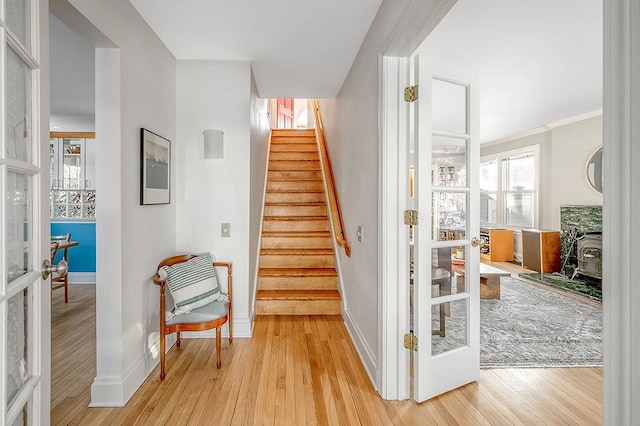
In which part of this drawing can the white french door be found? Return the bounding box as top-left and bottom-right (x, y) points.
(1, 0), (49, 424)
(412, 55), (480, 402)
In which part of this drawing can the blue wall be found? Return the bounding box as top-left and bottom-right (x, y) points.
(51, 222), (96, 272)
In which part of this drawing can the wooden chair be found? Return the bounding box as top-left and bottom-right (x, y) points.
(51, 233), (71, 303)
(153, 254), (233, 380)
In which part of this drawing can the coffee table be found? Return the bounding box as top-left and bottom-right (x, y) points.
(452, 263), (511, 299)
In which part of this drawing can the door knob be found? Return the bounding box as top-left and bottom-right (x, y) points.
(41, 259), (68, 280)
(471, 237), (481, 247)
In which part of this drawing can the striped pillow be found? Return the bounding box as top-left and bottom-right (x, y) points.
(159, 253), (220, 314)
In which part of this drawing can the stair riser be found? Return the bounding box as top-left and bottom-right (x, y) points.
(268, 170), (322, 180)
(271, 137), (316, 145)
(255, 299), (341, 315)
(258, 276), (338, 290)
(269, 161), (320, 171)
(261, 236), (333, 249)
(269, 152), (319, 161)
(267, 180), (324, 192)
(265, 192), (325, 203)
(272, 130), (315, 138)
(262, 220), (330, 232)
(270, 144), (318, 152)
(260, 254), (335, 268)
(264, 205), (327, 217)
(272, 129), (315, 136)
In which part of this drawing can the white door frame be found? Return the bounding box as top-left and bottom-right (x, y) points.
(378, 1), (640, 422)
(378, 0), (458, 401)
(603, 0), (640, 424)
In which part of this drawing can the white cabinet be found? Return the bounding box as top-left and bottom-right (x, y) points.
(50, 133), (96, 219)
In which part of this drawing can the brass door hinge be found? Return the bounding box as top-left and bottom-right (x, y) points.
(404, 85), (418, 102)
(404, 333), (418, 351)
(404, 210), (418, 226)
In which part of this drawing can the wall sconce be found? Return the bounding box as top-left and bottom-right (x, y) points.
(203, 129), (224, 159)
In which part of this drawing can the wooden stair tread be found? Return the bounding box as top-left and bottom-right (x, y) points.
(258, 129), (340, 315)
(264, 202), (325, 207)
(256, 290), (340, 300)
(266, 189), (324, 193)
(262, 231), (331, 237)
(261, 248), (334, 255)
(263, 215), (327, 221)
(258, 267), (338, 277)
(267, 178), (322, 182)
(270, 145), (317, 151)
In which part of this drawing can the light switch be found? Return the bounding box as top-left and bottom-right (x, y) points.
(221, 223), (231, 238)
(357, 225), (363, 242)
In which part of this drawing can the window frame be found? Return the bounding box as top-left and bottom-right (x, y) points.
(480, 145), (540, 230)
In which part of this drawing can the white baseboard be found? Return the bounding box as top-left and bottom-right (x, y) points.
(342, 308), (379, 390)
(89, 318), (251, 407)
(181, 317), (252, 339)
(89, 376), (127, 407)
(68, 272), (96, 284)
(90, 334), (177, 407)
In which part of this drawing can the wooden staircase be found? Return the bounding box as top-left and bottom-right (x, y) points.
(256, 129), (341, 315)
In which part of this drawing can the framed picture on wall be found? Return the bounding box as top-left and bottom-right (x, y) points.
(140, 128), (171, 205)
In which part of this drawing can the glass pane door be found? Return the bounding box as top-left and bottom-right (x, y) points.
(1, 0), (45, 424)
(413, 56), (480, 402)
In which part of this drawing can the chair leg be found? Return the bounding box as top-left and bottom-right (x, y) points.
(160, 330), (166, 380)
(64, 276), (68, 303)
(216, 327), (222, 368)
(229, 317), (233, 344)
(177, 332), (181, 348)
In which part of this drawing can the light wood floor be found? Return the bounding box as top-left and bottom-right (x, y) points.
(52, 285), (603, 425)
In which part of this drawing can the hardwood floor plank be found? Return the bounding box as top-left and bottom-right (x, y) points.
(52, 293), (603, 425)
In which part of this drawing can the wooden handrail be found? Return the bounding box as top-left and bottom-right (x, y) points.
(311, 100), (351, 257)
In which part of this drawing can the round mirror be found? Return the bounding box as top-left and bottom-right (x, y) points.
(586, 147), (603, 194)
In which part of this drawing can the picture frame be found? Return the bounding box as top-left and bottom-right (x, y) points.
(140, 128), (171, 205)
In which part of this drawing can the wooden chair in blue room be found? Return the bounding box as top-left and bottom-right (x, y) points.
(51, 232), (71, 303)
(153, 254), (233, 380)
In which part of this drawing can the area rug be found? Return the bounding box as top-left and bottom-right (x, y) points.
(519, 272), (602, 301)
(480, 277), (602, 367)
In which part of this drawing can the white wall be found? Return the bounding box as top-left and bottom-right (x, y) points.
(481, 115), (602, 259)
(482, 114), (603, 231)
(63, 0), (177, 406)
(549, 115), (603, 228)
(249, 70), (271, 321)
(318, 0), (411, 387)
(49, 13), (95, 131)
(175, 60), (253, 338)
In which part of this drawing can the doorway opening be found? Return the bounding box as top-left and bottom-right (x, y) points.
(269, 99), (313, 129)
(390, 0), (604, 401)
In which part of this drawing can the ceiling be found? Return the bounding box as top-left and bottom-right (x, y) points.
(50, 0), (602, 143)
(418, 0), (602, 144)
(128, 0), (383, 99)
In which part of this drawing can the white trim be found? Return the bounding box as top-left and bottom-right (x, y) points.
(67, 272), (96, 284)
(378, 55), (411, 400)
(249, 128), (272, 326)
(343, 308), (378, 389)
(482, 110), (603, 148)
(603, 0), (640, 424)
(89, 376), (126, 407)
(90, 336), (175, 407)
(381, 0), (458, 56)
(378, 0), (456, 401)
